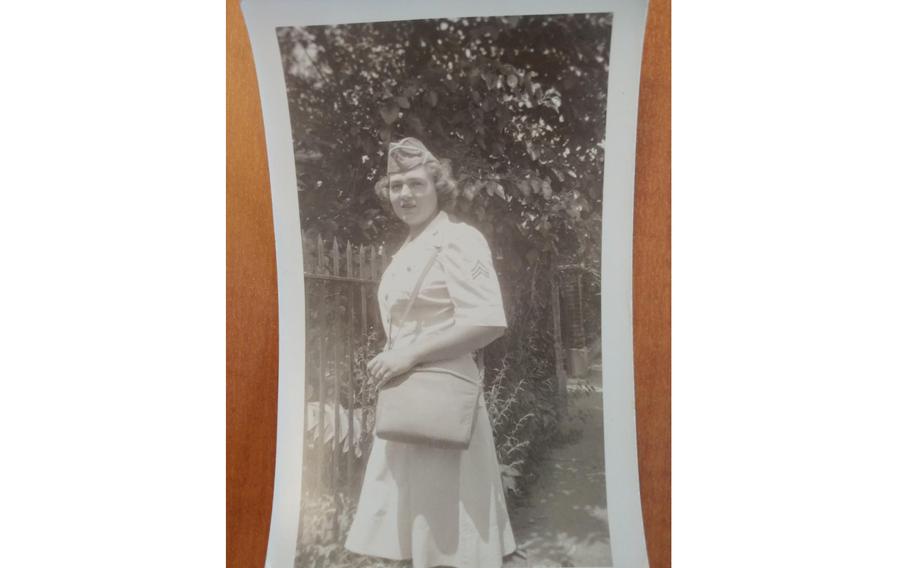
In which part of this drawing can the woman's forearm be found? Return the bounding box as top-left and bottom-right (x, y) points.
(401, 325), (504, 367)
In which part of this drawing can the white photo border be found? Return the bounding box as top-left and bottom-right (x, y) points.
(240, 1), (650, 566)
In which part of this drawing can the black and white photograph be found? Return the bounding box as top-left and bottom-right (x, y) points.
(279, 14), (611, 568)
(240, 1), (650, 567)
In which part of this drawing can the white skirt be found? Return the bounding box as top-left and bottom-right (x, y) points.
(344, 397), (516, 568)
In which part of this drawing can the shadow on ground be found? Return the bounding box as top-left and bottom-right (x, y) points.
(508, 363), (611, 567)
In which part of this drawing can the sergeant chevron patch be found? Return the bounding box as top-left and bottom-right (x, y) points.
(471, 260), (490, 280)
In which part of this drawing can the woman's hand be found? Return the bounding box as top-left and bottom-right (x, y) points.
(367, 348), (417, 387)
(367, 326), (504, 387)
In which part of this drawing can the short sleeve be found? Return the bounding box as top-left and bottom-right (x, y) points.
(438, 226), (507, 327)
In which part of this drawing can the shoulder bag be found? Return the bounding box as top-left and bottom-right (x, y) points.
(373, 245), (482, 449)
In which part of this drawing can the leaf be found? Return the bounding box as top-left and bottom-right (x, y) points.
(541, 180), (553, 200)
(428, 90), (438, 107)
(379, 103), (398, 125)
(481, 181), (505, 200)
(517, 179), (531, 197)
(462, 181), (477, 201)
(507, 74), (519, 88)
(481, 71), (497, 90)
(395, 96), (410, 109)
(501, 464), (521, 477)
(543, 94), (562, 111)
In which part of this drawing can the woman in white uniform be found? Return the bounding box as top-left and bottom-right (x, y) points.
(344, 138), (517, 568)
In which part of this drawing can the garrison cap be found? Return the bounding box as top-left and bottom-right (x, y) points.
(387, 137), (440, 174)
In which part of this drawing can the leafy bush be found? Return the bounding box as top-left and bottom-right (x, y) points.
(278, 15), (610, 275)
(483, 261), (568, 502)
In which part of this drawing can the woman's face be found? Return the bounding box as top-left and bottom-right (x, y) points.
(389, 165), (439, 229)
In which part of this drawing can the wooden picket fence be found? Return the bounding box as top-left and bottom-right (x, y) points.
(300, 234), (390, 540)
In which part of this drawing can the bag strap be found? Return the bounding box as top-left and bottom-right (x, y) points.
(386, 245), (441, 350)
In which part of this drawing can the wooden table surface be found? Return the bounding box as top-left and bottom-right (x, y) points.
(226, 1), (670, 566)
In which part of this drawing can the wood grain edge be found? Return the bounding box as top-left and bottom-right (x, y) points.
(634, 0), (671, 566)
(227, 0), (279, 567)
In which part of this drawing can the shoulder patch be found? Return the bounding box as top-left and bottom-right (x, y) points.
(470, 259), (491, 280)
